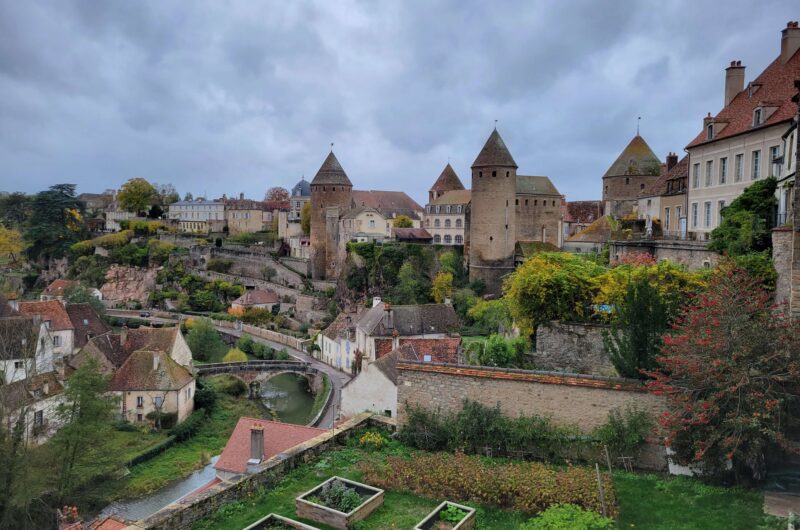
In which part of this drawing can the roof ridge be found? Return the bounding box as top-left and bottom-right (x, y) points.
(311, 151), (352, 186)
(472, 129), (518, 169)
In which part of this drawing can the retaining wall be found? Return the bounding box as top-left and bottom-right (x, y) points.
(534, 321), (615, 376)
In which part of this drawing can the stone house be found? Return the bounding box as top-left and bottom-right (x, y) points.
(393, 227), (433, 243)
(0, 314), (54, 385)
(18, 300), (74, 362)
(40, 279), (102, 302)
(289, 177), (311, 223)
(339, 207), (391, 244)
(110, 350), (196, 424)
(104, 201), (137, 232)
(685, 22), (800, 239)
(601, 134), (666, 219)
(316, 309), (364, 373)
(562, 215), (613, 254)
(214, 418), (326, 481)
(4, 372), (66, 445)
(658, 155), (690, 237)
(636, 152), (679, 226)
(425, 189), (470, 245)
(66, 303), (111, 353)
(168, 199), (225, 233)
(223, 196), (272, 235)
(231, 289), (280, 311)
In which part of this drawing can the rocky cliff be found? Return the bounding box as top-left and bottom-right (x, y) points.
(100, 265), (157, 303)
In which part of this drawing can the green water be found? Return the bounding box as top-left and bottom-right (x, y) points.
(259, 373), (315, 425)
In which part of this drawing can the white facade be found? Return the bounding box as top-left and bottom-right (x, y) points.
(340, 361), (397, 418)
(0, 323), (55, 385)
(105, 209), (137, 232)
(169, 200), (225, 233)
(316, 328), (358, 373)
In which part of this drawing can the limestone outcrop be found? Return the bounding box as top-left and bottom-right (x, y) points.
(100, 265), (156, 303)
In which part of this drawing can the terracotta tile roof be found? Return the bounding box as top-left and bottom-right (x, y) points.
(393, 227), (433, 241)
(603, 135), (662, 178)
(311, 151), (352, 186)
(18, 300), (73, 331)
(84, 333), (125, 367)
(88, 516), (129, 530)
(66, 304), (111, 349)
(322, 311), (361, 340)
(42, 279), (79, 297)
(83, 326), (181, 369)
(429, 189), (471, 206)
(564, 201), (604, 224)
(109, 350), (193, 391)
(351, 190), (423, 219)
(516, 175), (560, 196)
(430, 163), (465, 193)
(232, 289), (279, 306)
(567, 215), (613, 243)
(398, 337), (461, 364)
(472, 129), (518, 168)
(687, 49), (800, 148)
(358, 302), (460, 337)
(660, 155), (690, 197)
(214, 417), (327, 475)
(0, 317), (39, 360)
(4, 372), (64, 410)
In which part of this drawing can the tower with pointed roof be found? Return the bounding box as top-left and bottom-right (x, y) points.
(602, 135), (663, 217)
(467, 129), (518, 293)
(310, 151), (353, 279)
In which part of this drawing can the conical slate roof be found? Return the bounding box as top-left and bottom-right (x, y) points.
(311, 152), (352, 186)
(472, 129), (518, 169)
(430, 163), (465, 193)
(603, 135), (662, 178)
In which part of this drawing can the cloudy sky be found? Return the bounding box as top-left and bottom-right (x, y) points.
(1, 1), (797, 204)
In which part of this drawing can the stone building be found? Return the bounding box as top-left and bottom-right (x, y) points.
(685, 22), (800, 238)
(465, 129), (563, 293)
(602, 134), (665, 218)
(223, 194), (287, 235)
(289, 177), (311, 223)
(424, 163), (469, 245)
(658, 155), (689, 236)
(636, 152), (679, 226)
(168, 199), (225, 233)
(563, 201), (604, 239)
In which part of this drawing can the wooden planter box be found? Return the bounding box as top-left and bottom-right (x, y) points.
(243, 513), (320, 530)
(295, 476), (384, 529)
(414, 501), (476, 530)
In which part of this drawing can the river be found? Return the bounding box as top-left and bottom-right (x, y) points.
(99, 373), (315, 522)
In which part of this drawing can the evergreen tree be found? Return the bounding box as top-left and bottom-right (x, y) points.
(24, 184), (87, 262)
(709, 177), (777, 256)
(185, 318), (227, 361)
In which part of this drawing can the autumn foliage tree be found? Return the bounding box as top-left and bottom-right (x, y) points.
(118, 178), (157, 216)
(646, 266), (800, 483)
(265, 187), (289, 202)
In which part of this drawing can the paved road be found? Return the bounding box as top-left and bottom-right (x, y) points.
(105, 309), (350, 428)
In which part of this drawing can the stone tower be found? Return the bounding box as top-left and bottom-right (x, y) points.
(468, 129), (518, 294)
(428, 163), (465, 203)
(601, 135), (663, 218)
(310, 151), (352, 280)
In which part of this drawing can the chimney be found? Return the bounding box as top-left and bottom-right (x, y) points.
(372, 296), (382, 308)
(120, 325), (128, 346)
(666, 152), (678, 171)
(781, 21), (800, 64)
(249, 423), (264, 464)
(724, 60), (745, 107)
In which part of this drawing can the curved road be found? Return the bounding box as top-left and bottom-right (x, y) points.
(106, 309), (350, 428)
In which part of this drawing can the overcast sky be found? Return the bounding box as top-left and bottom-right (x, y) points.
(1, 1), (797, 204)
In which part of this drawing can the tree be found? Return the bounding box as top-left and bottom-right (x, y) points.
(431, 271), (453, 303)
(148, 204), (164, 219)
(394, 262), (421, 304)
(185, 318), (227, 361)
(183, 192), (194, 201)
(709, 177), (777, 256)
(0, 192), (32, 229)
(117, 178), (156, 216)
(154, 183), (180, 206)
(504, 252), (605, 337)
(646, 266), (800, 483)
(472, 334), (527, 367)
(265, 187), (289, 202)
(62, 284), (106, 317)
(0, 227), (24, 264)
(222, 348), (248, 362)
(52, 360), (120, 497)
(261, 265), (277, 282)
(602, 277), (668, 379)
(393, 215), (413, 228)
(300, 202), (311, 236)
(24, 184), (87, 262)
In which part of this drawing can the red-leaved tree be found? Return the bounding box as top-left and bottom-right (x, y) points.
(646, 265), (800, 483)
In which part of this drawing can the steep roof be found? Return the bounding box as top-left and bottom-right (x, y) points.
(564, 201), (604, 224)
(0, 317), (40, 360)
(603, 135), (663, 178)
(4, 372), (64, 411)
(351, 190), (423, 218)
(640, 155), (689, 198)
(66, 304), (111, 349)
(292, 178), (311, 197)
(311, 152), (352, 186)
(18, 301), (73, 331)
(81, 326), (181, 369)
(109, 350), (193, 391)
(358, 302), (460, 337)
(430, 163), (465, 193)
(430, 189), (471, 206)
(214, 417), (326, 475)
(232, 289), (279, 306)
(516, 175), (560, 196)
(340, 207), (384, 220)
(567, 215), (614, 243)
(42, 279), (79, 297)
(472, 129), (518, 168)
(687, 51), (800, 149)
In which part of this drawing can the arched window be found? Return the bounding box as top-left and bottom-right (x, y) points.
(434, 219), (440, 228)
(445, 219), (451, 228)
(434, 235), (441, 243)
(444, 235), (452, 244)
(446, 205), (451, 213)
(456, 205), (462, 213)
(425, 218), (430, 227)
(455, 219), (462, 228)
(455, 235), (463, 244)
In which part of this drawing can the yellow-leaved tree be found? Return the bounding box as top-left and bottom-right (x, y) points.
(431, 271), (453, 303)
(0, 226), (25, 263)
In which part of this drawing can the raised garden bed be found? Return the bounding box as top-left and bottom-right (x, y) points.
(295, 476), (384, 529)
(243, 513), (320, 530)
(414, 501), (476, 530)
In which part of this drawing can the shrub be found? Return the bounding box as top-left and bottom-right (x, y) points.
(307, 479), (363, 513)
(361, 452), (616, 517)
(217, 376), (248, 397)
(251, 342), (274, 360)
(169, 410), (207, 442)
(222, 348), (248, 363)
(207, 257), (233, 273)
(146, 411), (178, 430)
(592, 403), (652, 457)
(520, 504), (615, 529)
(236, 334), (255, 354)
(358, 431), (387, 451)
(193, 381), (217, 411)
(274, 348), (290, 361)
(113, 420), (138, 432)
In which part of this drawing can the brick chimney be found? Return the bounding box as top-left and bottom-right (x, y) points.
(781, 21), (800, 64)
(666, 152), (678, 171)
(724, 60), (745, 107)
(249, 423), (264, 464)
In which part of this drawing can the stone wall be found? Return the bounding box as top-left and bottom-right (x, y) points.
(514, 195), (562, 248)
(210, 247), (304, 288)
(396, 362), (665, 432)
(534, 321), (615, 376)
(773, 227), (793, 308)
(609, 239), (720, 270)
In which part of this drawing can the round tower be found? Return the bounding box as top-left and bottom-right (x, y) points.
(310, 151), (352, 280)
(468, 129), (518, 294)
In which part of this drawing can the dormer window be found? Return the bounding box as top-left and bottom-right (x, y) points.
(753, 108), (763, 126)
(706, 123), (714, 140)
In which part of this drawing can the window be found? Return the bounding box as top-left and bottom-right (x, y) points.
(444, 235), (452, 244)
(625, 177), (630, 185)
(664, 207), (671, 231)
(53, 335), (61, 347)
(704, 201), (712, 228)
(426, 205), (431, 214)
(691, 203), (698, 227)
(435, 205), (440, 214)
(770, 145), (781, 177)
(423, 355), (432, 362)
(434, 219), (440, 228)
(492, 171), (496, 177)
(752, 150), (761, 179)
(136, 396), (144, 408)
(444, 219), (451, 228)
(705, 161), (713, 186)
(718, 200), (726, 225)
(433, 235), (441, 243)
(136, 414), (143, 422)
(446, 205), (451, 213)
(455, 235), (463, 244)
(368, 220), (375, 228)
(676, 206), (682, 221)
(692, 163), (700, 188)
(734, 154), (743, 182)
(753, 108), (762, 126)
(707, 123), (713, 140)
(719, 157), (727, 184)
(456, 205), (462, 214)
(640, 184), (645, 191)
(647, 199), (651, 207)
(14, 360), (23, 370)
(455, 219), (462, 228)
(425, 218), (430, 227)
(34, 410), (44, 427)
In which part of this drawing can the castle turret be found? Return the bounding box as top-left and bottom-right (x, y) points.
(468, 129), (518, 294)
(310, 151), (352, 280)
(428, 163), (465, 202)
